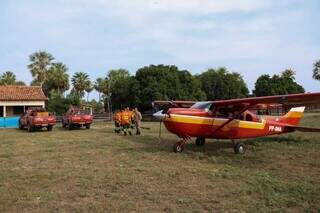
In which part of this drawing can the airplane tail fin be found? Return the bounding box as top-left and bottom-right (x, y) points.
(280, 106), (305, 126)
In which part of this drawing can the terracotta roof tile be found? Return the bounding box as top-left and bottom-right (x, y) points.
(0, 86), (48, 101)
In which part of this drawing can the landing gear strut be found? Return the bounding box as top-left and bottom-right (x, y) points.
(233, 141), (246, 154)
(195, 137), (205, 146)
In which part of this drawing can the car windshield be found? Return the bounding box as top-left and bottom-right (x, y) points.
(74, 110), (85, 115)
(190, 102), (212, 110)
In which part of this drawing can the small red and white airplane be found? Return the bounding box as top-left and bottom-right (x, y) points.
(153, 93), (320, 154)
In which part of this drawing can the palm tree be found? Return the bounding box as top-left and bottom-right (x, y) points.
(15, 81), (26, 86)
(85, 86), (93, 102)
(0, 71), (16, 85)
(71, 72), (91, 99)
(94, 77), (109, 102)
(28, 51), (54, 87)
(313, 60), (320, 81)
(47, 62), (70, 94)
(281, 69), (296, 79)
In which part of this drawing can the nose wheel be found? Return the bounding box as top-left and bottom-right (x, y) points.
(234, 142), (246, 154)
(173, 141), (185, 153)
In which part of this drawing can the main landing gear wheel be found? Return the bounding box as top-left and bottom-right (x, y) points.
(195, 137), (205, 146)
(234, 142), (246, 154)
(173, 142), (185, 153)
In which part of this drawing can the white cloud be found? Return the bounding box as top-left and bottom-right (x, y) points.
(94, 0), (273, 14)
(1, 0), (319, 93)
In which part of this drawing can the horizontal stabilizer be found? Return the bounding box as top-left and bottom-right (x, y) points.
(285, 126), (320, 132)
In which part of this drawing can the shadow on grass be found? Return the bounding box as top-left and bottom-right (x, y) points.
(115, 133), (312, 166)
(124, 134), (307, 152)
(245, 135), (310, 144)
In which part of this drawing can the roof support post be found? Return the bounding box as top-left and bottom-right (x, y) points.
(3, 105), (6, 117)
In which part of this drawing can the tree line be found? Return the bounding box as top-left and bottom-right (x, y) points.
(1, 51), (319, 114)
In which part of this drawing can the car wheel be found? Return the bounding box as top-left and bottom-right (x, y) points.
(47, 126), (53, 131)
(85, 124), (90, 129)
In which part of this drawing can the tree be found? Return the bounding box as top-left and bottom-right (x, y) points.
(0, 71), (26, 86)
(94, 77), (109, 103)
(0, 71), (16, 85)
(135, 65), (206, 111)
(198, 67), (249, 100)
(15, 81), (26, 86)
(85, 84), (93, 102)
(49, 63), (69, 92)
(252, 74), (273, 96)
(110, 76), (139, 110)
(47, 90), (80, 115)
(281, 68), (296, 79)
(313, 60), (320, 81)
(71, 72), (91, 99)
(46, 62), (69, 95)
(28, 51), (54, 87)
(103, 69), (136, 112)
(253, 70), (304, 96)
(108, 69), (130, 81)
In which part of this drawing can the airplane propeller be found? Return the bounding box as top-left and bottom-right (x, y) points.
(153, 110), (167, 142)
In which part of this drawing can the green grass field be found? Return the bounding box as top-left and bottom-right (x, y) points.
(0, 114), (320, 212)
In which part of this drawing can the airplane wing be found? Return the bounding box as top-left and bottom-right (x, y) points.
(211, 92), (320, 107)
(209, 92), (320, 134)
(153, 93), (320, 109)
(152, 100), (197, 108)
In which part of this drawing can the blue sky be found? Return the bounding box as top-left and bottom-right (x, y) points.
(0, 0), (319, 99)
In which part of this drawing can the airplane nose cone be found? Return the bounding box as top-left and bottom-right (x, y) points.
(153, 110), (166, 120)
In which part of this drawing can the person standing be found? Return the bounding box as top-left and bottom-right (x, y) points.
(113, 110), (122, 133)
(134, 107), (142, 135)
(121, 108), (131, 135)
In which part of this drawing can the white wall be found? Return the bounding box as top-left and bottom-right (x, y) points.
(0, 101), (45, 117)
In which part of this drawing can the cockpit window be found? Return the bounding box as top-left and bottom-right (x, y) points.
(190, 102), (213, 111)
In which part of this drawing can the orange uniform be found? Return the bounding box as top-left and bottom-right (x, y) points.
(114, 111), (122, 123)
(128, 110), (134, 122)
(120, 110), (130, 125)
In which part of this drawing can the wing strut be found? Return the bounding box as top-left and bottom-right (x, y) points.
(211, 103), (253, 135)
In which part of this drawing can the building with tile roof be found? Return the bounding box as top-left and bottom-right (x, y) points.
(0, 86), (47, 118)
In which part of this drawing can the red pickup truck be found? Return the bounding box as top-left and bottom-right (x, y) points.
(62, 107), (93, 130)
(19, 108), (56, 132)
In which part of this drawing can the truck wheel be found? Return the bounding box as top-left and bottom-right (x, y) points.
(68, 123), (73, 130)
(47, 126), (53, 131)
(85, 124), (91, 129)
(27, 124), (33, 132)
(19, 121), (23, 130)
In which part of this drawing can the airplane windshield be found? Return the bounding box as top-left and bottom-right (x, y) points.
(190, 102), (212, 110)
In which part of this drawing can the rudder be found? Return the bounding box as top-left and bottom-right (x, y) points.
(280, 106), (305, 126)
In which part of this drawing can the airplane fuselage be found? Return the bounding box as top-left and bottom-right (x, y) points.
(161, 107), (303, 140)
